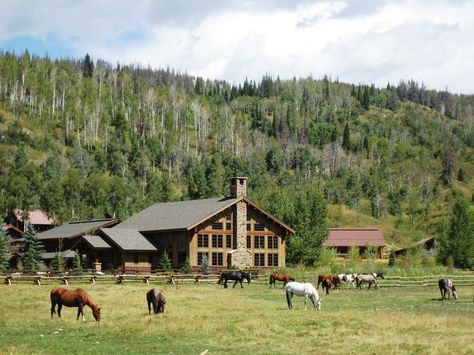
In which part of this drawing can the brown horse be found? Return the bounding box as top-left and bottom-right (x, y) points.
(269, 273), (296, 288)
(317, 275), (341, 294)
(321, 275), (340, 295)
(146, 288), (166, 314)
(50, 287), (101, 323)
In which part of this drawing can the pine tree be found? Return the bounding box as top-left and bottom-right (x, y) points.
(181, 257), (192, 274)
(83, 53), (94, 78)
(159, 250), (172, 271)
(437, 199), (474, 269)
(22, 225), (45, 273)
(72, 251), (83, 275)
(362, 85), (370, 110)
(342, 122), (351, 150)
(0, 231), (10, 273)
(388, 250), (396, 267)
(201, 254), (210, 275)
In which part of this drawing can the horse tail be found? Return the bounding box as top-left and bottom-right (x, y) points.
(285, 288), (292, 309)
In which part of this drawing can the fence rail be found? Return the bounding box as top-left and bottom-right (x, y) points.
(3, 272), (474, 288)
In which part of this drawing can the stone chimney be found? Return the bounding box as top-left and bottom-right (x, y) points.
(230, 177), (252, 269)
(230, 177), (247, 198)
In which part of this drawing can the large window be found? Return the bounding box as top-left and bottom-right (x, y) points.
(268, 253), (278, 266)
(254, 223), (265, 231)
(226, 235), (232, 248)
(246, 236), (252, 248)
(212, 252), (223, 266)
(254, 235), (265, 249)
(246, 223), (251, 231)
(198, 234), (209, 248)
(254, 253), (265, 266)
(268, 235), (279, 249)
(198, 252), (208, 266)
(212, 234), (223, 248)
(226, 222), (231, 231)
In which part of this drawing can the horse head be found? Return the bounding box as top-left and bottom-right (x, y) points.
(244, 272), (252, 283)
(376, 272), (384, 279)
(93, 306), (101, 322)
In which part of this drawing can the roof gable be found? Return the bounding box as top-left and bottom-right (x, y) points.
(323, 228), (386, 247)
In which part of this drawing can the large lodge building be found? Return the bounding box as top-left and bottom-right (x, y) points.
(37, 177), (295, 273)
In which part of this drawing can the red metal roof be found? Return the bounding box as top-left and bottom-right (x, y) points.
(14, 210), (54, 225)
(323, 228), (386, 247)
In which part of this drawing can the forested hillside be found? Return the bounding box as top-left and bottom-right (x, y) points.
(1, 51), (473, 261)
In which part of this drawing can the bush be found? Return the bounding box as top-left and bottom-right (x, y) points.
(159, 250), (172, 271)
(181, 257), (192, 274)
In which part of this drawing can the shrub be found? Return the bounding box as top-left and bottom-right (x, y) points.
(181, 257), (192, 274)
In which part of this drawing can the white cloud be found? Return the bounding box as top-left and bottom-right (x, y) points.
(1, 0), (473, 93)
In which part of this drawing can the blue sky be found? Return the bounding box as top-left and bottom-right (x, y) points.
(1, 0), (473, 93)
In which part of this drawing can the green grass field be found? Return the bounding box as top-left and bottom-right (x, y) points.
(0, 281), (473, 354)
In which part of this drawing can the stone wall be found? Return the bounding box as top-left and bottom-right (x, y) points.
(232, 200), (253, 269)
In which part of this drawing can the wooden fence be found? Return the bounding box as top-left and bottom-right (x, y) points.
(3, 271), (474, 288)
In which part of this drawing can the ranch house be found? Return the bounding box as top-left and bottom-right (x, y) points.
(323, 228), (386, 259)
(37, 177), (294, 273)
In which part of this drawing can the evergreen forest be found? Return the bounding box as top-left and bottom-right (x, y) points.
(1, 52), (473, 266)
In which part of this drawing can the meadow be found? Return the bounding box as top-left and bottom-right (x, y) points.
(0, 279), (473, 355)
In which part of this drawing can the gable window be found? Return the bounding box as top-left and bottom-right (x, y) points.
(268, 235), (279, 249)
(226, 222), (232, 231)
(198, 234), (209, 248)
(254, 223), (265, 231)
(212, 222), (223, 230)
(212, 252), (223, 266)
(212, 234), (223, 248)
(198, 252), (208, 266)
(254, 253), (265, 266)
(247, 223), (251, 231)
(226, 213), (232, 220)
(226, 235), (232, 248)
(268, 253), (278, 266)
(254, 235), (265, 249)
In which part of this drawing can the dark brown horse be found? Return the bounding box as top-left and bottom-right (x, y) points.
(269, 273), (296, 288)
(147, 288), (166, 314)
(317, 275), (341, 294)
(50, 287), (101, 323)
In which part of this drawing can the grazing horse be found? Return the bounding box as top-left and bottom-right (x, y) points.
(355, 272), (384, 289)
(284, 282), (321, 310)
(146, 288), (166, 314)
(438, 278), (458, 300)
(269, 273), (295, 288)
(321, 275), (341, 295)
(50, 287), (101, 323)
(218, 271), (251, 288)
(338, 273), (358, 288)
(317, 274), (341, 292)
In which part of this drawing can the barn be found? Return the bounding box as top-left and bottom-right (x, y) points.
(323, 228), (386, 258)
(37, 177), (294, 273)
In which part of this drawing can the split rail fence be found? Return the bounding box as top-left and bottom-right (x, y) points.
(3, 271), (474, 288)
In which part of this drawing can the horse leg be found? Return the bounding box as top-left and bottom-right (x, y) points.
(240, 280), (243, 288)
(51, 301), (56, 319)
(286, 290), (293, 309)
(304, 294), (308, 310)
(57, 303), (62, 318)
(232, 279), (238, 288)
(224, 279), (228, 288)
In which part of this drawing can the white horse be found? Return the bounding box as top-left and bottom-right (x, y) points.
(284, 282), (321, 310)
(438, 278), (458, 300)
(338, 273), (358, 288)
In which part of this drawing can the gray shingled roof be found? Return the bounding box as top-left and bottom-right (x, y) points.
(82, 235), (112, 249)
(42, 250), (77, 259)
(116, 197), (239, 232)
(101, 228), (157, 251)
(37, 219), (119, 240)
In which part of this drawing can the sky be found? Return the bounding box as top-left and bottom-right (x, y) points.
(1, 0), (473, 94)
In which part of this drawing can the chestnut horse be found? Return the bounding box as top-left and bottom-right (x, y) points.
(317, 274), (341, 293)
(147, 288), (166, 314)
(269, 273), (295, 288)
(50, 287), (101, 323)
